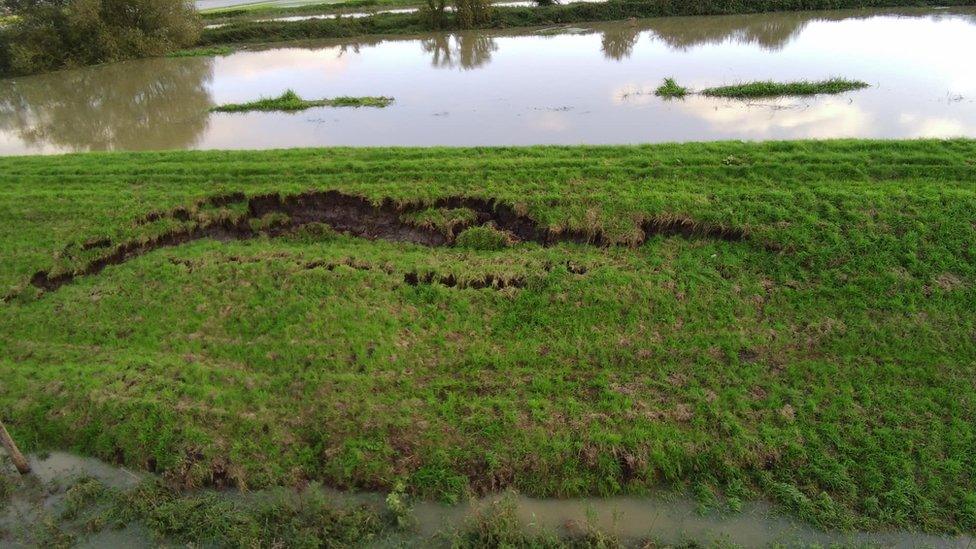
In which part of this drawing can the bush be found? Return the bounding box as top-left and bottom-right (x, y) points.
(0, 0), (202, 77)
(419, 0), (449, 29)
(453, 0), (491, 28)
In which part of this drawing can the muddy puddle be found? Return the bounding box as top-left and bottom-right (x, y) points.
(2, 451), (972, 547)
(2, 7), (975, 154)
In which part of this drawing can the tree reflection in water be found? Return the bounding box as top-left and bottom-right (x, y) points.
(0, 56), (214, 152)
(600, 24), (640, 60)
(641, 7), (975, 52)
(421, 31), (498, 69)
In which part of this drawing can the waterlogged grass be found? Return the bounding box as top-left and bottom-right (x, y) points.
(654, 77), (688, 99)
(13, 476), (635, 547)
(211, 90), (394, 112)
(654, 78), (869, 101)
(702, 78), (870, 99)
(0, 141), (975, 534)
(13, 477), (395, 547)
(167, 45), (236, 58)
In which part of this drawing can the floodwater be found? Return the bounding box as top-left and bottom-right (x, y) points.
(3, 452), (973, 547)
(1, 7), (975, 154)
(226, 0), (605, 24)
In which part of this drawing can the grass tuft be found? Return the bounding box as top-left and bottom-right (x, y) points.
(454, 225), (515, 250)
(211, 90), (394, 113)
(654, 77), (689, 99)
(701, 78), (869, 99)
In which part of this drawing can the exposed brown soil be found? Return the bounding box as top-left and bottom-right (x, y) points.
(21, 190), (748, 296)
(404, 270), (527, 290)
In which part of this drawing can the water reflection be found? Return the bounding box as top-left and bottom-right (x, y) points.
(0, 7), (974, 153)
(603, 7), (976, 55)
(641, 11), (811, 51)
(421, 33), (498, 69)
(0, 57), (213, 153)
(600, 24), (640, 60)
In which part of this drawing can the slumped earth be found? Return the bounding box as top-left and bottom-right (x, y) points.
(1, 7), (975, 153)
(1, 141), (975, 542)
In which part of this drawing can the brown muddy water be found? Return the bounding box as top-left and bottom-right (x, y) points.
(2, 451), (973, 547)
(2, 7), (976, 154)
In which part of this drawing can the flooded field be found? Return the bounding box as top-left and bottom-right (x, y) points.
(1, 7), (975, 154)
(3, 452), (973, 547)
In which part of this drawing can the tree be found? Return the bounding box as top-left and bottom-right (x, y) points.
(0, 0), (202, 77)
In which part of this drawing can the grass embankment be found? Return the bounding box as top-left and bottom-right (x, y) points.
(702, 78), (870, 98)
(211, 90), (394, 112)
(1, 141), (975, 534)
(199, 0), (976, 46)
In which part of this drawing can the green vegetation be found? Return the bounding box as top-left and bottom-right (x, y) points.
(199, 0), (976, 46)
(702, 78), (870, 99)
(199, 0), (413, 20)
(455, 225), (515, 250)
(0, 0), (201, 77)
(211, 90), (394, 112)
(654, 77), (688, 99)
(1, 141), (975, 534)
(12, 477), (395, 547)
(167, 45), (235, 58)
(8, 475), (674, 547)
(401, 207), (479, 236)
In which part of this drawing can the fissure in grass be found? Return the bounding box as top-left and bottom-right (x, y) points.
(21, 189), (745, 297)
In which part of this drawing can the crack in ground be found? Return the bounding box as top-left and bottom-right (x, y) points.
(17, 190), (749, 297)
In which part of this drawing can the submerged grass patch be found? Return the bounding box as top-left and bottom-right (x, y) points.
(654, 77), (688, 99)
(211, 90), (394, 112)
(0, 141), (975, 534)
(9, 477), (395, 547)
(701, 78), (870, 99)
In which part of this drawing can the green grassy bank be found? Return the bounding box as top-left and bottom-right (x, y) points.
(1, 140), (975, 534)
(200, 0), (976, 45)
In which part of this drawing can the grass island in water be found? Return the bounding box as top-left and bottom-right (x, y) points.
(701, 78), (870, 99)
(211, 90), (395, 112)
